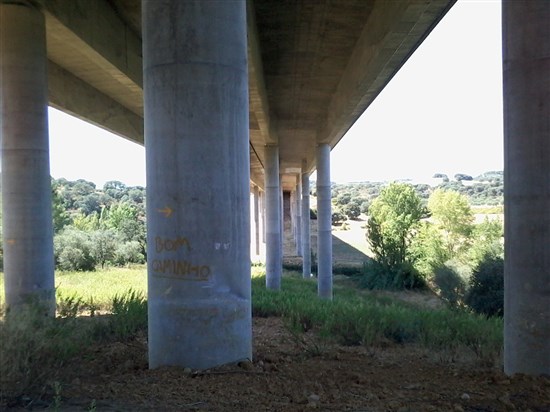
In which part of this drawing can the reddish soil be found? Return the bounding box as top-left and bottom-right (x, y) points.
(6, 317), (549, 411)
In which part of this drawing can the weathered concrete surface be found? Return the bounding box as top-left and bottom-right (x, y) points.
(0, 1), (55, 314)
(265, 145), (282, 290)
(316, 144), (332, 299)
(503, 0), (550, 376)
(143, 0), (251, 369)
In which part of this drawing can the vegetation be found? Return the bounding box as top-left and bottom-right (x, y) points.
(364, 183), (425, 289)
(1, 266), (504, 405)
(0, 178), (146, 272)
(325, 175), (504, 316)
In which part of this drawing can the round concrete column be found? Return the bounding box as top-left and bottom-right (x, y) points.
(0, 1), (55, 315)
(503, 1), (550, 376)
(143, 0), (251, 369)
(253, 185), (260, 257)
(264, 145), (282, 290)
(295, 177), (302, 257)
(316, 144), (332, 299)
(301, 172), (311, 278)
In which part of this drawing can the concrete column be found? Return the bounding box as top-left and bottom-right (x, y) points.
(265, 145), (282, 290)
(302, 170), (311, 278)
(260, 190), (266, 244)
(502, 1), (550, 376)
(290, 191), (295, 241)
(253, 185), (260, 257)
(0, 1), (55, 315)
(143, 0), (251, 369)
(295, 176), (302, 256)
(316, 144), (332, 299)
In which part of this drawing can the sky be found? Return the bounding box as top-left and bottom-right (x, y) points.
(48, 0), (503, 188)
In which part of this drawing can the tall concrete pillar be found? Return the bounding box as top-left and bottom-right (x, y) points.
(253, 185), (260, 257)
(143, 0), (251, 369)
(260, 190), (266, 244)
(0, 1), (55, 315)
(316, 144), (332, 299)
(265, 145), (282, 290)
(502, 1), (550, 376)
(295, 176), (302, 257)
(302, 170), (311, 278)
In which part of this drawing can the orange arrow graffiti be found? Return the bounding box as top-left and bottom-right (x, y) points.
(157, 206), (173, 218)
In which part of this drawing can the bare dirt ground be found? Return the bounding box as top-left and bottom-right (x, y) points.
(7, 316), (549, 412)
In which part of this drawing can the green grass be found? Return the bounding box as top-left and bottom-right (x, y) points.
(252, 270), (503, 360)
(1, 264), (503, 403)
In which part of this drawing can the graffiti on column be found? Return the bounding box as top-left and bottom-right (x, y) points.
(152, 236), (211, 281)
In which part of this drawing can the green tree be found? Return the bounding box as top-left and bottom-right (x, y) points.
(343, 202), (361, 220)
(366, 183), (423, 282)
(427, 189), (474, 258)
(52, 181), (71, 233)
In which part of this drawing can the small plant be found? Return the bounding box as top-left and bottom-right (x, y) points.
(57, 291), (85, 318)
(109, 289), (147, 339)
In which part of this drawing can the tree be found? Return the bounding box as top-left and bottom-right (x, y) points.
(427, 189), (474, 258)
(52, 181), (71, 233)
(366, 183), (423, 280)
(342, 202), (361, 220)
(454, 173), (473, 181)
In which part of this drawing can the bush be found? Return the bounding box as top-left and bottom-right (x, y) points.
(465, 256), (504, 317)
(54, 228), (96, 271)
(359, 260), (425, 290)
(113, 241), (145, 266)
(433, 259), (471, 309)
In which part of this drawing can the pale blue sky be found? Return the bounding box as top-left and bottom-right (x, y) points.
(48, 0), (503, 188)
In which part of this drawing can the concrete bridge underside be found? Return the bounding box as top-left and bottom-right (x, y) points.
(0, 0), (548, 375)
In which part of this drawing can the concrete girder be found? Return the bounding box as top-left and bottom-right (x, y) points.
(43, 0), (143, 116)
(48, 61), (143, 144)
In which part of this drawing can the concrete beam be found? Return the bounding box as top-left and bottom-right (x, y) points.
(247, 0), (278, 147)
(43, 0), (143, 124)
(317, 0), (455, 153)
(48, 61), (144, 144)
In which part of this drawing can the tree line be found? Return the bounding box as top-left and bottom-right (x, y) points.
(0, 178), (146, 271)
(327, 170), (503, 224)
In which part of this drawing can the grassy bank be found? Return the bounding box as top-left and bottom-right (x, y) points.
(1, 265), (503, 402)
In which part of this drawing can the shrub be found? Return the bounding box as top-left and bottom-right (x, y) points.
(54, 228), (96, 271)
(332, 211), (345, 226)
(359, 260), (425, 290)
(465, 256), (504, 317)
(113, 241), (145, 266)
(433, 259), (471, 309)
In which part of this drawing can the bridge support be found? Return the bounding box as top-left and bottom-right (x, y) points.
(253, 185), (261, 257)
(0, 1), (55, 315)
(503, 0), (550, 376)
(302, 170), (311, 278)
(265, 145), (282, 290)
(316, 144), (332, 299)
(295, 177), (302, 256)
(143, 0), (251, 369)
